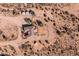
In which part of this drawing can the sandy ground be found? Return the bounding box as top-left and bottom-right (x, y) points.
(0, 4), (79, 56)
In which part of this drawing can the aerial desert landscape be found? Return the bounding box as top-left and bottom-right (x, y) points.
(0, 3), (78, 56)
